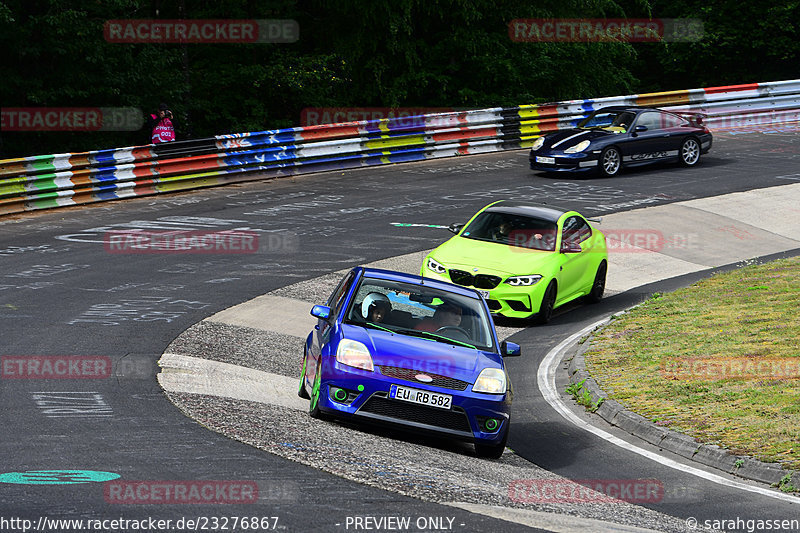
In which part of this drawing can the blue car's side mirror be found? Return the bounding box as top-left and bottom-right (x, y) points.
(635, 125), (648, 132)
(501, 341), (521, 357)
(310, 305), (332, 320)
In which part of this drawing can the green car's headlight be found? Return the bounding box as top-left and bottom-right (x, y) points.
(473, 368), (507, 394)
(426, 257), (447, 275)
(531, 137), (545, 151)
(505, 275), (542, 287)
(564, 140), (591, 153)
(336, 339), (374, 372)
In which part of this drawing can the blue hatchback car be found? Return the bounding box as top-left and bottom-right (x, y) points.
(299, 267), (520, 459)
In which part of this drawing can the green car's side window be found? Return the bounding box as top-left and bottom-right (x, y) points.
(562, 216), (592, 245)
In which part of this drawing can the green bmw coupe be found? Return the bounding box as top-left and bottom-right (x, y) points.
(422, 201), (607, 323)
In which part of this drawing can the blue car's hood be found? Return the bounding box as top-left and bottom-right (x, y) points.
(543, 128), (622, 149)
(341, 324), (501, 383)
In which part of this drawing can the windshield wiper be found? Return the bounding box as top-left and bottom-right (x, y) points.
(394, 328), (476, 349)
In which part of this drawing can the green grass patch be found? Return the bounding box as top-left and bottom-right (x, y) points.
(584, 256), (800, 471)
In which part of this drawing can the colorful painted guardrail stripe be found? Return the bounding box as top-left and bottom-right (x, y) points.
(1, 79), (798, 216)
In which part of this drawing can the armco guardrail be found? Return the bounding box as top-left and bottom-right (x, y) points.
(2, 79), (799, 216)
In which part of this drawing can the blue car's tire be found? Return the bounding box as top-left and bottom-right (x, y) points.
(308, 362), (325, 419)
(298, 351), (310, 399)
(679, 137), (701, 167)
(475, 426), (509, 459)
(600, 147), (622, 177)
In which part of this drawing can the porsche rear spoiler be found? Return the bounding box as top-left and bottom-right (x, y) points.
(675, 111), (707, 127)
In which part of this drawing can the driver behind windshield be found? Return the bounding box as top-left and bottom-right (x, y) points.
(415, 302), (462, 332)
(367, 299), (391, 323)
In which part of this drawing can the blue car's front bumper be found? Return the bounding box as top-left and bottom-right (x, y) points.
(529, 151), (600, 172)
(316, 359), (511, 445)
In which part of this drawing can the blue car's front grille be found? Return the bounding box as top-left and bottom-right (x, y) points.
(358, 394), (471, 433)
(378, 366), (469, 391)
(448, 269), (502, 290)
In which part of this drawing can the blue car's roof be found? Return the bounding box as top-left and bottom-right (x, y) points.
(590, 105), (649, 113)
(360, 267), (481, 299)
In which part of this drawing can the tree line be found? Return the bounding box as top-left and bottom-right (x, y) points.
(1, 0), (797, 159)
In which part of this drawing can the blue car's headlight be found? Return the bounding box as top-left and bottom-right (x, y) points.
(564, 140), (590, 153)
(531, 137), (545, 151)
(473, 368), (507, 394)
(336, 339), (374, 372)
(426, 257), (447, 275)
(505, 275), (542, 287)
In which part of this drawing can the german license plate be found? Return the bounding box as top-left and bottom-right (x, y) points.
(390, 384), (452, 410)
(478, 290), (490, 299)
(536, 156), (555, 164)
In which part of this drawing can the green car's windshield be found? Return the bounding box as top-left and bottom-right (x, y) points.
(345, 277), (494, 351)
(460, 211), (558, 251)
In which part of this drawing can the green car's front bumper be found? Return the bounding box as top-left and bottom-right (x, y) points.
(421, 267), (548, 319)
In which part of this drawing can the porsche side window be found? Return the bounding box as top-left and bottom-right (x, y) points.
(661, 112), (686, 128)
(637, 112), (664, 131)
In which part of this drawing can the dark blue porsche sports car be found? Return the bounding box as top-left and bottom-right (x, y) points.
(529, 106), (712, 176)
(299, 267), (521, 458)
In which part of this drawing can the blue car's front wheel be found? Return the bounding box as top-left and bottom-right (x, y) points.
(298, 351), (310, 399)
(600, 146), (622, 177)
(475, 426), (509, 459)
(308, 362), (325, 419)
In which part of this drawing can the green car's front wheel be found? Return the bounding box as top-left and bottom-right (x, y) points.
(533, 281), (557, 325)
(586, 261), (607, 304)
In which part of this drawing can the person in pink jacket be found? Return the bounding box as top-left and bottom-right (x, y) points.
(145, 103), (175, 144)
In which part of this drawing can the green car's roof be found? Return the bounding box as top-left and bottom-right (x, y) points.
(483, 201), (567, 223)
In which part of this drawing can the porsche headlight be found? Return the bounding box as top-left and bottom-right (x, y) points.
(505, 275), (542, 286)
(473, 368), (507, 394)
(531, 137), (545, 151)
(336, 339), (374, 371)
(426, 257), (447, 275)
(563, 140), (591, 153)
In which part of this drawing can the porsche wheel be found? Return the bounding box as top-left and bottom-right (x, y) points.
(679, 137), (701, 167)
(600, 147), (622, 177)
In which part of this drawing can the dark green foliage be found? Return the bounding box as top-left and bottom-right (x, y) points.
(1, 0), (797, 158)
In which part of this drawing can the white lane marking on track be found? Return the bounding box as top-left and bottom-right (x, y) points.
(537, 318), (799, 504)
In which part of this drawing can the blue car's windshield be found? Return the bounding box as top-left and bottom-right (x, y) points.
(461, 211), (557, 251)
(577, 110), (636, 132)
(345, 277), (495, 351)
